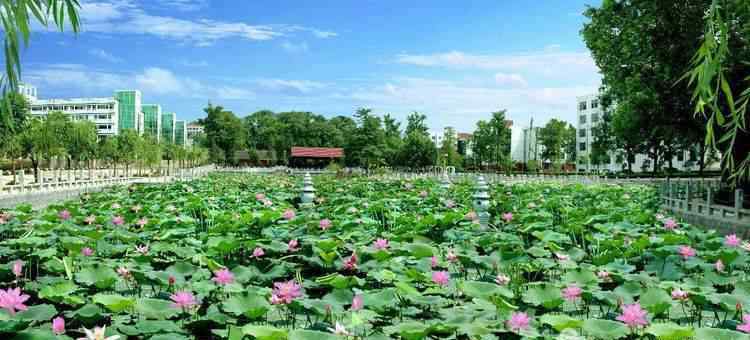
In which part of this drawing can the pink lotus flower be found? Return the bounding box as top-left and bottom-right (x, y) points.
(328, 322), (351, 336)
(263, 199), (273, 207)
(212, 268), (235, 285)
(671, 289), (688, 301)
(255, 193), (266, 201)
(715, 259), (725, 272)
(168, 275), (176, 286)
(446, 250), (458, 263)
(282, 209), (295, 220)
(347, 207), (359, 214)
(555, 253), (569, 261)
(252, 247), (265, 258)
(506, 312), (531, 332)
(502, 212), (513, 223)
(52, 316), (65, 335)
(562, 285), (583, 301)
(495, 274), (510, 285)
(136, 218), (148, 227)
(79, 325), (119, 340)
(431, 256), (439, 268)
(678, 245), (696, 259)
(725, 234), (741, 248)
(111, 216), (124, 226)
(432, 271), (450, 286)
(351, 294), (363, 311)
(84, 215), (96, 224)
(170, 291), (197, 310)
(464, 211), (478, 221)
(663, 218), (677, 230)
(270, 280), (303, 304)
(616, 303), (649, 328)
(373, 238), (389, 250)
(116, 266), (131, 279)
(0, 288), (29, 315)
(12, 260), (23, 278)
(445, 200), (455, 209)
(597, 271), (610, 281)
(738, 315), (750, 333)
(131, 204), (142, 213)
(58, 210), (71, 221)
(319, 219), (332, 230)
(655, 213), (665, 220)
(81, 247), (94, 256)
(135, 245), (149, 255)
(419, 191), (428, 198)
(343, 252), (358, 271)
(111, 203), (121, 209)
(287, 239), (300, 252)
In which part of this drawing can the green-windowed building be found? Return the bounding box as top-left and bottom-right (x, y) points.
(115, 90), (143, 133)
(142, 104), (162, 141)
(175, 120), (187, 146)
(161, 112), (176, 144)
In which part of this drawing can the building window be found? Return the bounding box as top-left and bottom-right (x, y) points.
(579, 129), (586, 137)
(579, 101), (587, 111)
(579, 115), (587, 124)
(591, 100), (599, 109)
(579, 143), (587, 151)
(592, 113), (599, 123)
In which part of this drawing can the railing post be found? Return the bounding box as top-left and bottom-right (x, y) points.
(706, 187), (714, 216)
(735, 189), (744, 220)
(17, 170), (25, 193)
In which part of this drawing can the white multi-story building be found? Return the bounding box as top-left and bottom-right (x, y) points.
(26, 84), (120, 137)
(511, 119), (543, 164)
(186, 123), (204, 146)
(576, 93), (696, 172)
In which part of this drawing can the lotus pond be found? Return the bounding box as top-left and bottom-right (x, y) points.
(0, 173), (749, 340)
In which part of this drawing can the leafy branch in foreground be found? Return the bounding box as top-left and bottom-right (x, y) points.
(683, 0), (750, 186)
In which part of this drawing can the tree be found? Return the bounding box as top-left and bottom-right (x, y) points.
(538, 118), (573, 166)
(204, 104), (244, 165)
(470, 110), (512, 170)
(438, 127), (462, 168)
(404, 112), (429, 136)
(66, 120), (98, 173)
(0, 92), (29, 152)
(582, 0), (709, 174)
(99, 137), (120, 176)
(684, 0), (750, 186)
(116, 129), (140, 177)
(399, 131), (437, 168)
(346, 108), (387, 168)
(1, 0), (80, 92)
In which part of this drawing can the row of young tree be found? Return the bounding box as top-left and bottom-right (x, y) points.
(581, 0), (748, 178)
(199, 103), (521, 170)
(0, 93), (208, 183)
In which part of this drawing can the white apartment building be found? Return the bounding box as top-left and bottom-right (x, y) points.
(576, 93), (696, 172)
(186, 123), (205, 146)
(511, 119), (543, 164)
(26, 87), (120, 137)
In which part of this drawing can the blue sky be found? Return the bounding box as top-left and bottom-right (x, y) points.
(22, 0), (602, 132)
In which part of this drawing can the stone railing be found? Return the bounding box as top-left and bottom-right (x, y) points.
(216, 166), (336, 175)
(657, 180), (749, 232)
(0, 165), (216, 199)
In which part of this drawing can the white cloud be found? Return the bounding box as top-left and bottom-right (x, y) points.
(89, 48), (123, 63)
(74, 1), (337, 46)
(347, 77), (597, 131)
(281, 41), (309, 53)
(256, 79), (326, 95)
(25, 64), (254, 101)
(155, 0), (208, 11)
(395, 50), (598, 77)
(494, 73), (527, 88)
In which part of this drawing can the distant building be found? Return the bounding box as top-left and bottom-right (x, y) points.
(576, 92), (697, 172)
(175, 120), (187, 146)
(19, 84), (191, 147)
(186, 123), (204, 145)
(142, 104), (162, 141)
(456, 132), (473, 157)
(161, 112), (176, 144)
(511, 118), (543, 164)
(26, 83), (120, 137)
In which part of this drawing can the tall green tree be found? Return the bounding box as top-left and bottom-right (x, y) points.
(204, 104), (244, 165)
(66, 119), (98, 170)
(0, 92), (29, 153)
(539, 119), (573, 165)
(582, 0), (709, 174)
(438, 127), (462, 168)
(116, 129), (140, 176)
